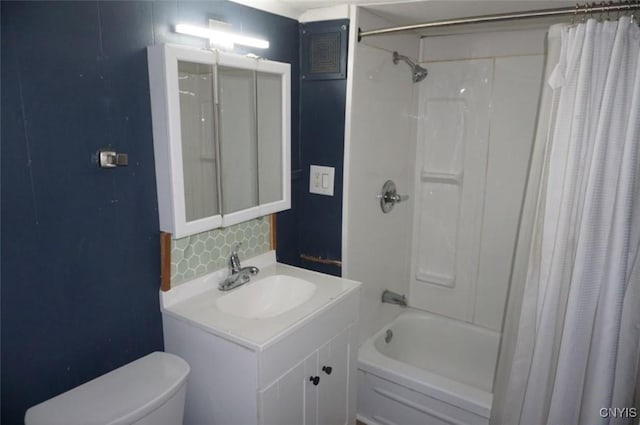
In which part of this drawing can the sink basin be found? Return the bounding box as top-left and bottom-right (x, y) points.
(216, 275), (317, 319)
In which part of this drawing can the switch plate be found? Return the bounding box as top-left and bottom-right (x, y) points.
(309, 165), (335, 196)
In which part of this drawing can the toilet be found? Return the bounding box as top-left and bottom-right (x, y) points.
(25, 352), (190, 425)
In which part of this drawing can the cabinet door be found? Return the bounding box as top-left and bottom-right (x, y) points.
(148, 45), (290, 237)
(218, 52), (291, 227)
(304, 352), (319, 425)
(256, 69), (287, 213)
(259, 360), (306, 425)
(148, 44), (223, 238)
(317, 327), (350, 425)
(218, 65), (260, 222)
(256, 60), (290, 217)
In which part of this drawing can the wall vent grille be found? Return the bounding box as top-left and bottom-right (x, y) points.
(301, 20), (348, 81)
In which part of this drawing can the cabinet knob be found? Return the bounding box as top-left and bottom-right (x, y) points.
(309, 376), (320, 386)
(322, 366), (333, 375)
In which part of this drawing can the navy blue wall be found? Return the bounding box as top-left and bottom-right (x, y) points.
(0, 2), (299, 423)
(292, 20), (348, 277)
(297, 78), (347, 276)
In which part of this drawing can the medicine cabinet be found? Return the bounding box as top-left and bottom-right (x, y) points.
(147, 44), (291, 238)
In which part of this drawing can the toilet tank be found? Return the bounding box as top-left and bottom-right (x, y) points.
(25, 352), (190, 425)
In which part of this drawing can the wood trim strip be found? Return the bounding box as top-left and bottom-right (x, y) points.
(300, 254), (342, 268)
(160, 232), (172, 292)
(270, 214), (277, 250)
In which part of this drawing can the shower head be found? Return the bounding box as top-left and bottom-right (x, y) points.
(413, 65), (428, 83)
(393, 51), (428, 83)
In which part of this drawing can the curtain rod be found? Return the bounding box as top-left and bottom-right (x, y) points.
(358, 1), (640, 40)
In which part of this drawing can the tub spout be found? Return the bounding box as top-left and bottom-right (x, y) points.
(381, 290), (407, 307)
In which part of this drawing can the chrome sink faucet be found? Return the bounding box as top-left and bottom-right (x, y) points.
(219, 244), (259, 291)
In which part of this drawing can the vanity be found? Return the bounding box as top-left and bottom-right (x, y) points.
(148, 43), (359, 425)
(160, 251), (361, 425)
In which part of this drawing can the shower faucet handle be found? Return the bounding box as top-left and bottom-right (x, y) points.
(378, 180), (409, 213)
(385, 193), (409, 203)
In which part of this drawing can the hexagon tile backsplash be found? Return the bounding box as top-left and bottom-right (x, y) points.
(171, 217), (271, 286)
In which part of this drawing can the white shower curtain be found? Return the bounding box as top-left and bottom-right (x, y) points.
(492, 17), (640, 425)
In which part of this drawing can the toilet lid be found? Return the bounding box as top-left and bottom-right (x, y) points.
(24, 352), (190, 425)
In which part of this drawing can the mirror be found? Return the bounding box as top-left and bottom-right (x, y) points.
(217, 57), (289, 228)
(148, 44), (290, 238)
(257, 71), (283, 205)
(218, 69), (285, 218)
(218, 66), (259, 215)
(178, 61), (220, 222)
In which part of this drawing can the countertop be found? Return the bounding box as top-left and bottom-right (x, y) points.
(160, 251), (361, 350)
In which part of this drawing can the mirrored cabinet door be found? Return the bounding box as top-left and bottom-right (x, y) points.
(148, 44), (290, 238)
(255, 60), (290, 217)
(257, 71), (283, 206)
(148, 45), (223, 238)
(178, 61), (220, 223)
(218, 54), (290, 227)
(218, 66), (259, 217)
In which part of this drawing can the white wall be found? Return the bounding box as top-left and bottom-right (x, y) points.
(410, 28), (547, 331)
(343, 7), (420, 344)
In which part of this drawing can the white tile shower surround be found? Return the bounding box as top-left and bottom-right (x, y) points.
(412, 58), (493, 326)
(421, 28), (548, 62)
(344, 19), (551, 425)
(410, 29), (546, 331)
(475, 55), (545, 329)
(343, 7), (420, 345)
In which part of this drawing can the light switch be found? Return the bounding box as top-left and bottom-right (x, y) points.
(309, 165), (334, 196)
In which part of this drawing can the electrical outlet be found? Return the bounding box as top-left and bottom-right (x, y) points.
(309, 165), (334, 196)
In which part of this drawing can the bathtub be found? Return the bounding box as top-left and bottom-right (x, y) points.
(357, 310), (500, 425)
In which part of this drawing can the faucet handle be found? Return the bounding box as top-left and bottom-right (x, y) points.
(229, 243), (242, 273)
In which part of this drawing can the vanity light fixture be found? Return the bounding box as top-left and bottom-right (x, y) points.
(174, 24), (269, 49)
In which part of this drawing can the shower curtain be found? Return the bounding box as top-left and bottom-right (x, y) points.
(491, 17), (640, 425)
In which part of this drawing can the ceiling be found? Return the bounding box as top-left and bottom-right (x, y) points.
(358, 1), (576, 26)
(234, 0), (579, 35)
(361, 1), (578, 35)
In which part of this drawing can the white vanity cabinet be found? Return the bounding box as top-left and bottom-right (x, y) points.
(160, 257), (360, 425)
(260, 326), (351, 425)
(147, 44), (291, 238)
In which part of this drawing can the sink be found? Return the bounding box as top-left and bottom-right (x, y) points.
(215, 275), (317, 319)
